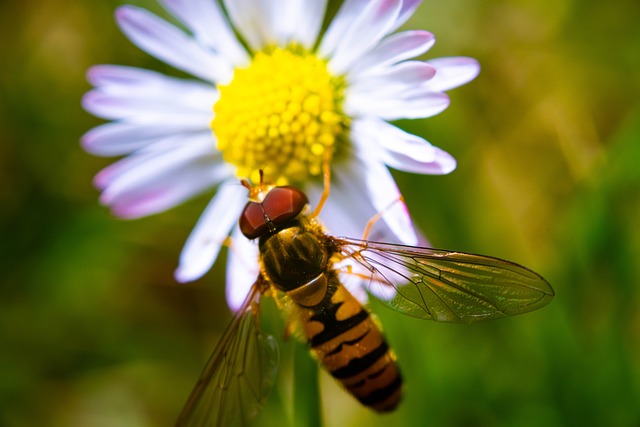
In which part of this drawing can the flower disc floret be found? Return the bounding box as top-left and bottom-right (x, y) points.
(213, 46), (348, 184)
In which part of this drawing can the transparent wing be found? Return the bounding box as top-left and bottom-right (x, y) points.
(335, 238), (555, 323)
(176, 277), (279, 427)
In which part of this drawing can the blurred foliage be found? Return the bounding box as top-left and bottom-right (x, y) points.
(1, 0), (639, 426)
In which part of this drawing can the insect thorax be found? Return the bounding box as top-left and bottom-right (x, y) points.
(259, 219), (329, 292)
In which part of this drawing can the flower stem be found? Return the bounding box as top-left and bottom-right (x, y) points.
(293, 341), (322, 427)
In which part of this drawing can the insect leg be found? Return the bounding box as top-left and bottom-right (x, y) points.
(361, 195), (405, 241)
(311, 150), (332, 218)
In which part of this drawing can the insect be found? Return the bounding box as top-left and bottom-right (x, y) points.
(175, 178), (554, 427)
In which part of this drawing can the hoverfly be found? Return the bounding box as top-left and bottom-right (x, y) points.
(175, 177), (554, 427)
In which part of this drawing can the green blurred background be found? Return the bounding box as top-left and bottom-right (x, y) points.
(1, 0), (639, 426)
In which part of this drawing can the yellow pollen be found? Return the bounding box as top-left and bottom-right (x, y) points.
(212, 46), (349, 184)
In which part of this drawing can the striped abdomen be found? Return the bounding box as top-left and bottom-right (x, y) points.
(256, 217), (402, 411)
(297, 276), (402, 412)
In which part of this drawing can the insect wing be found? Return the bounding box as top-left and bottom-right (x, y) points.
(336, 238), (555, 323)
(176, 279), (279, 427)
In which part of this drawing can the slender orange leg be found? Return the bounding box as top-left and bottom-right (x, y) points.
(311, 151), (332, 218)
(361, 195), (405, 241)
(222, 235), (252, 270)
(221, 235), (234, 248)
(338, 264), (375, 281)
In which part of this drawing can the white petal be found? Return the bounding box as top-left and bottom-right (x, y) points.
(392, 0), (423, 31)
(351, 121), (456, 174)
(175, 182), (248, 282)
(382, 145), (456, 174)
(348, 61), (436, 96)
(310, 180), (399, 251)
(309, 180), (401, 250)
(287, 0), (327, 48)
(356, 152), (418, 245)
(258, 0), (292, 46)
(347, 30), (435, 79)
(87, 65), (217, 101)
(318, 0), (368, 58)
(223, 0), (274, 50)
(108, 162), (229, 219)
(426, 57), (481, 91)
(83, 89), (213, 126)
(352, 118), (435, 162)
(226, 226), (260, 311)
(369, 279), (398, 301)
(160, 0), (249, 66)
(310, 174), (412, 303)
(116, 6), (233, 83)
(99, 135), (231, 218)
(320, 158), (417, 245)
(324, 0), (403, 75)
(306, 182), (369, 240)
(96, 132), (212, 190)
(266, 0), (328, 48)
(346, 87), (450, 120)
(81, 122), (207, 157)
(339, 268), (370, 304)
(83, 65), (217, 124)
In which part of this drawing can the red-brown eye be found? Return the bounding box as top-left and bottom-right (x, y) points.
(262, 186), (309, 227)
(239, 202), (269, 239)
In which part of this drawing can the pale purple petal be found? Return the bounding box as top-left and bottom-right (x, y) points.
(339, 269), (370, 304)
(99, 135), (232, 219)
(351, 120), (456, 174)
(226, 226), (260, 311)
(116, 6), (233, 83)
(308, 181), (397, 241)
(320, 176), (401, 243)
(391, 0), (423, 31)
(309, 173), (415, 303)
(83, 65), (217, 124)
(160, 0), (250, 66)
(347, 30), (436, 79)
(346, 86), (450, 120)
(381, 146), (456, 175)
(317, 177), (409, 277)
(355, 151), (418, 245)
(348, 61), (436, 96)
(426, 57), (481, 91)
(331, 159), (417, 245)
(309, 180), (400, 249)
(94, 133), (214, 190)
(175, 182), (248, 282)
(324, 0), (403, 75)
(83, 89), (213, 126)
(352, 118), (436, 162)
(107, 163), (229, 219)
(306, 182), (370, 240)
(369, 279), (398, 301)
(81, 122), (208, 157)
(87, 65), (217, 103)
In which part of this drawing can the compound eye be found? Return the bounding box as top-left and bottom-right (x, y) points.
(239, 202), (269, 239)
(262, 186), (309, 227)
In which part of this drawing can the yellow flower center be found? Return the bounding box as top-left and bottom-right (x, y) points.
(212, 46), (349, 185)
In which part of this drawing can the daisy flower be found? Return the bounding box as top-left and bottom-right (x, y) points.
(82, 0), (479, 310)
